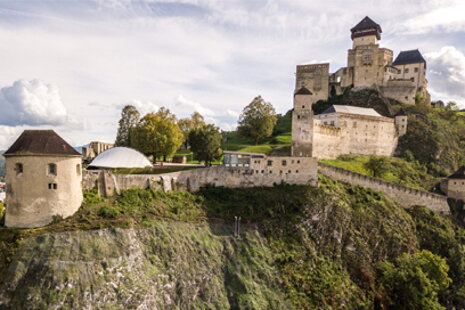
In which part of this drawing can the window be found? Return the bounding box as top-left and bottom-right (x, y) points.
(76, 164), (81, 175)
(404, 68), (409, 74)
(296, 170), (299, 173)
(288, 170), (291, 173)
(297, 160), (300, 164)
(363, 55), (372, 63)
(269, 170), (272, 174)
(353, 121), (357, 128)
(15, 163), (23, 176)
(267, 160), (273, 166)
(255, 170), (259, 173)
(261, 170), (264, 173)
(411, 77), (415, 82)
(48, 183), (57, 190)
(414, 67), (419, 73)
(282, 160), (287, 166)
(330, 121), (335, 126)
(48, 163), (57, 176)
(302, 105), (305, 109)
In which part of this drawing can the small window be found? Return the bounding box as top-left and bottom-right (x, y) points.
(267, 160), (273, 166)
(15, 163), (23, 175)
(404, 68), (409, 74)
(269, 170), (272, 174)
(411, 77), (415, 82)
(48, 183), (57, 190)
(48, 163), (57, 176)
(282, 160), (287, 166)
(261, 170), (264, 173)
(302, 105), (305, 109)
(297, 115), (300, 119)
(297, 160), (300, 164)
(291, 160), (295, 164)
(414, 67), (419, 73)
(255, 170), (259, 173)
(76, 164), (81, 175)
(405, 96), (408, 100)
(288, 170), (291, 174)
(296, 170), (299, 173)
(353, 122), (357, 128)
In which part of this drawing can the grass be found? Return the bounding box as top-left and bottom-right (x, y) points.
(222, 131), (292, 155)
(320, 155), (439, 191)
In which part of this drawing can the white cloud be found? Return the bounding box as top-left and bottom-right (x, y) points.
(125, 100), (160, 115)
(175, 94), (215, 116)
(226, 109), (239, 118)
(0, 79), (74, 126)
(426, 46), (465, 106)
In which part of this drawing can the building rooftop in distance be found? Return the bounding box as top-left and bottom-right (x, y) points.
(319, 105), (383, 117)
(393, 49), (426, 66)
(4, 130), (81, 157)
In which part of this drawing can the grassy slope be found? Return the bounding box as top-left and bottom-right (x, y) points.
(1, 180), (464, 308)
(320, 155), (439, 191)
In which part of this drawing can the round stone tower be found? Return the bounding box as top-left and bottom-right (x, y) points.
(3, 130), (83, 228)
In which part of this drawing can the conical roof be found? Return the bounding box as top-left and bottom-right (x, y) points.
(4, 130), (80, 156)
(294, 86), (313, 96)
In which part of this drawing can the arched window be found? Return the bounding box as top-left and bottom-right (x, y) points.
(15, 163), (23, 176)
(48, 163), (57, 176)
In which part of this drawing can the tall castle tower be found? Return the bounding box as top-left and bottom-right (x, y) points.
(291, 87), (314, 157)
(347, 16), (393, 88)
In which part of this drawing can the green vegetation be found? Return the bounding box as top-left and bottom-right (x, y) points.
(222, 131), (291, 155)
(188, 124), (223, 165)
(396, 104), (465, 176)
(321, 155), (438, 190)
(178, 111), (207, 148)
(377, 250), (451, 309)
(238, 95), (278, 144)
(115, 105), (140, 147)
(1, 179), (465, 308)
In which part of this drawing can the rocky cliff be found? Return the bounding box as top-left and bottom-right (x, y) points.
(0, 178), (464, 309)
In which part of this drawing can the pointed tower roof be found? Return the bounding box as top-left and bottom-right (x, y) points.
(294, 86), (313, 96)
(351, 16), (382, 40)
(4, 130), (81, 157)
(393, 49), (426, 67)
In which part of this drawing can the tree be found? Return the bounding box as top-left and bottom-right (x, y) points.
(237, 96), (277, 144)
(364, 156), (389, 178)
(377, 250), (451, 309)
(188, 124), (223, 165)
(178, 112), (206, 148)
(131, 109), (183, 162)
(115, 105), (140, 147)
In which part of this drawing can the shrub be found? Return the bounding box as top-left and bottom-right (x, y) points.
(98, 206), (121, 219)
(83, 189), (105, 206)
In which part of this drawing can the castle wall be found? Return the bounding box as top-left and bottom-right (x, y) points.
(83, 157), (319, 195)
(441, 178), (465, 201)
(349, 44), (393, 88)
(295, 63), (329, 102)
(311, 113), (398, 159)
(318, 163), (450, 213)
(4, 155), (83, 228)
(380, 79), (417, 104)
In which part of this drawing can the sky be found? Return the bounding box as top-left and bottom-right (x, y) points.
(0, 0), (465, 149)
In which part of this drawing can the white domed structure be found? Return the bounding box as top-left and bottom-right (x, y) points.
(89, 147), (152, 169)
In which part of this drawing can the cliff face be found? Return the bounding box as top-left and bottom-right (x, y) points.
(0, 223), (288, 309)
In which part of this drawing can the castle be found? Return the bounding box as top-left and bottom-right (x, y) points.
(295, 16), (429, 106)
(291, 16), (417, 159)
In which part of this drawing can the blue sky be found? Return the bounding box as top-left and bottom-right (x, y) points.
(0, 0), (465, 149)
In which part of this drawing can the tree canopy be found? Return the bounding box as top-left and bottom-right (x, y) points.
(237, 96), (277, 144)
(131, 108), (183, 161)
(115, 105), (140, 147)
(178, 112), (207, 147)
(188, 124), (223, 165)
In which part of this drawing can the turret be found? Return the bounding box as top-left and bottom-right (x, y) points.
(394, 109), (408, 136)
(350, 16), (382, 48)
(291, 87), (314, 157)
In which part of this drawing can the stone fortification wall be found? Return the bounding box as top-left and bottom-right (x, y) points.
(380, 79), (416, 105)
(84, 158), (318, 196)
(311, 114), (398, 159)
(318, 163), (450, 213)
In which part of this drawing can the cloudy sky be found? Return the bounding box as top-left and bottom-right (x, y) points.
(0, 0), (465, 149)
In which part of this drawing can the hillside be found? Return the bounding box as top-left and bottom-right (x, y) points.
(1, 181), (464, 309)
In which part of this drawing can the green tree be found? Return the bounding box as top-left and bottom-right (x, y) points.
(377, 250), (451, 309)
(188, 124), (222, 165)
(364, 156), (389, 178)
(238, 96), (277, 144)
(115, 105), (140, 147)
(178, 112), (207, 148)
(131, 109), (183, 162)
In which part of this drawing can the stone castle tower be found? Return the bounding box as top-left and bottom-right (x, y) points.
(295, 16), (430, 106)
(291, 86), (314, 157)
(4, 130), (83, 228)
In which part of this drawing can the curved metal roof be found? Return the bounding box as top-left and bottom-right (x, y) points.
(89, 147), (152, 169)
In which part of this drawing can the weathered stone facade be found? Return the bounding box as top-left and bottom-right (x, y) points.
(4, 131), (83, 228)
(297, 16), (429, 106)
(319, 163), (450, 214)
(83, 156), (319, 196)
